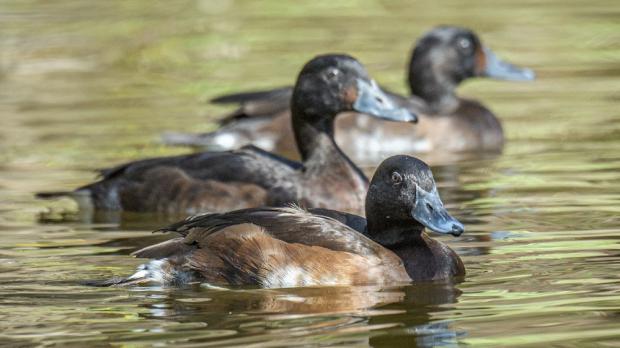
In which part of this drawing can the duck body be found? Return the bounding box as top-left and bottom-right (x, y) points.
(334, 97), (502, 162)
(121, 207), (412, 287)
(38, 55), (416, 215)
(78, 146), (299, 213)
(96, 155), (465, 288)
(80, 135), (370, 215)
(171, 96), (502, 160)
(163, 26), (533, 163)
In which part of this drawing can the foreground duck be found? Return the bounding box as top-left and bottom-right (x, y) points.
(37, 54), (416, 216)
(163, 26), (534, 162)
(94, 155), (465, 287)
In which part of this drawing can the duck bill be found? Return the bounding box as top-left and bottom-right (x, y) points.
(411, 185), (464, 237)
(480, 47), (535, 81)
(352, 79), (418, 123)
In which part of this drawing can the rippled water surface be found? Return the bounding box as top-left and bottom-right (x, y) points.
(1, 0), (620, 347)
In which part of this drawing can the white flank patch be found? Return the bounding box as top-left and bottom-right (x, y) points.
(212, 133), (239, 149)
(355, 134), (431, 156)
(318, 275), (340, 286)
(127, 260), (166, 283)
(253, 137), (276, 152)
(264, 265), (317, 288)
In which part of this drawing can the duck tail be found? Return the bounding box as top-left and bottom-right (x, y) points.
(35, 189), (94, 210)
(210, 87), (288, 104)
(35, 191), (73, 199)
(81, 275), (150, 287)
(82, 260), (168, 287)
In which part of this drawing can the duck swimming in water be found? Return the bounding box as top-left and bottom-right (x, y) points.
(163, 26), (534, 163)
(94, 155), (465, 287)
(36, 54), (416, 216)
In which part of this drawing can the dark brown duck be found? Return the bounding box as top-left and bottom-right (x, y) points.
(36, 54), (416, 216)
(94, 155), (465, 287)
(163, 26), (534, 162)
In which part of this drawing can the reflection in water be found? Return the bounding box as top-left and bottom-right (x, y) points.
(133, 282), (463, 347)
(368, 283), (464, 348)
(39, 202), (193, 228)
(145, 285), (407, 317)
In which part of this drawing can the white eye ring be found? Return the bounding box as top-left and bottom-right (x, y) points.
(458, 38), (471, 50)
(391, 172), (403, 184)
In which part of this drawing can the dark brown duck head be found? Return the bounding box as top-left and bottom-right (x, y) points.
(291, 54), (417, 160)
(365, 154), (464, 245)
(363, 155), (465, 280)
(408, 26), (535, 111)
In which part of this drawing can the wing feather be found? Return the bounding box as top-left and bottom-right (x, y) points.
(159, 206), (385, 258)
(210, 87), (293, 126)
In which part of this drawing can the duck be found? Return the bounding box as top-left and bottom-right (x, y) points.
(162, 25), (534, 163)
(92, 154), (465, 287)
(36, 54), (416, 216)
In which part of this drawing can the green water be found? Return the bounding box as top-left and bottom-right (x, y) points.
(1, 0), (620, 346)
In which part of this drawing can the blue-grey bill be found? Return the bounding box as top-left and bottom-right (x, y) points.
(483, 47), (535, 81)
(352, 79), (417, 123)
(411, 185), (464, 236)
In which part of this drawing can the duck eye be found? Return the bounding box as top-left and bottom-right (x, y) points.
(325, 69), (340, 80)
(458, 38), (472, 51)
(391, 172), (403, 184)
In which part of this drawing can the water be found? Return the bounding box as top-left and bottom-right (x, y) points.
(1, 0), (620, 346)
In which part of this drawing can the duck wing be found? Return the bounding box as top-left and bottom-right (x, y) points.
(380, 86), (429, 113)
(144, 207), (381, 257)
(98, 145), (300, 183)
(211, 86), (293, 126)
(307, 208), (367, 234)
(75, 145), (302, 212)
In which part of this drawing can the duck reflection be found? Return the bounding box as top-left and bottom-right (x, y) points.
(134, 281), (463, 347)
(38, 208), (187, 230)
(368, 283), (464, 348)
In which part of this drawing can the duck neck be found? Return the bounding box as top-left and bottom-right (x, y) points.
(293, 114), (334, 161)
(366, 218), (457, 280)
(408, 63), (460, 114)
(366, 217), (425, 247)
(292, 111), (366, 181)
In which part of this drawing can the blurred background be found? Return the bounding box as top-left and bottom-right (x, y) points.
(1, 0), (619, 347)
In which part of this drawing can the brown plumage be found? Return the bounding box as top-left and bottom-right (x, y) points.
(118, 166), (268, 214)
(95, 155), (465, 288)
(110, 208), (410, 287)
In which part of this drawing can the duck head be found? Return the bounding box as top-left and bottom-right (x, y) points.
(366, 155), (464, 237)
(292, 54), (418, 128)
(408, 26), (535, 106)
